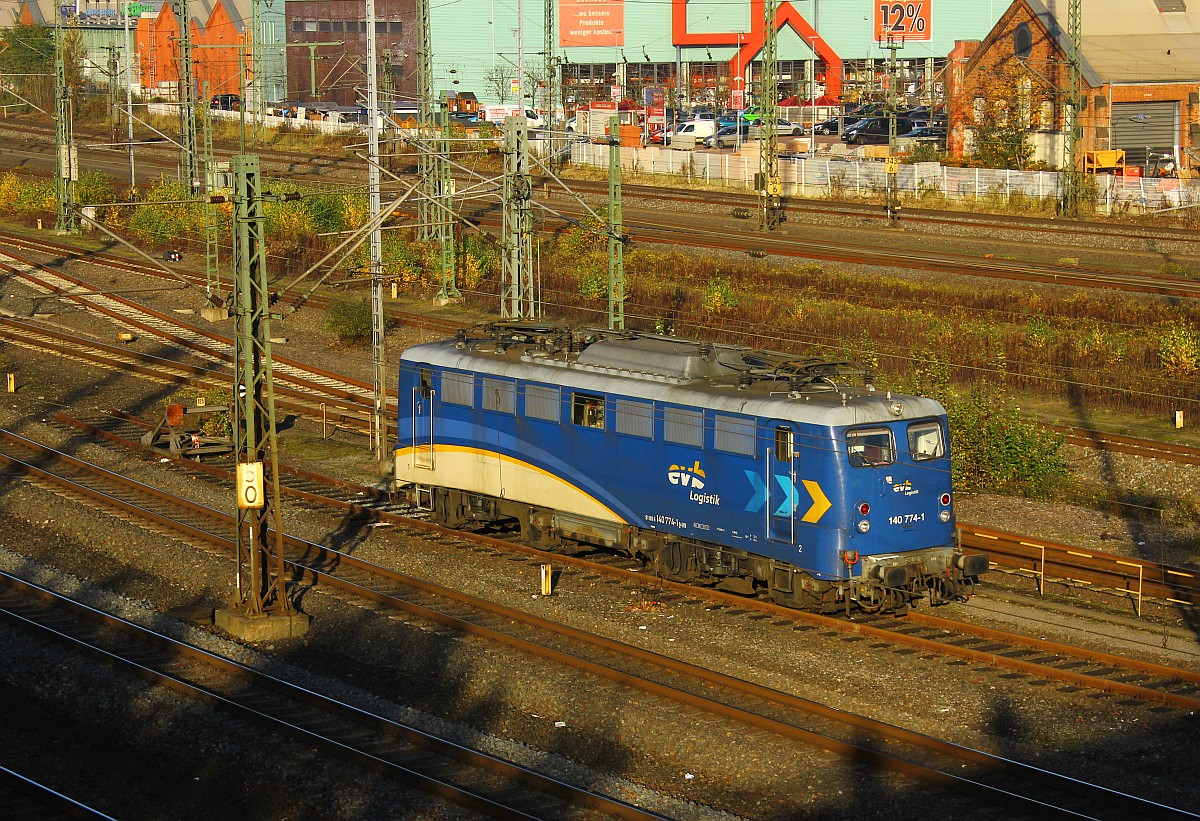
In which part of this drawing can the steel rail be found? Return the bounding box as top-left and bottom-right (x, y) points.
(20, 420), (1200, 821)
(960, 525), (1199, 608)
(0, 764), (117, 820)
(3, 429), (1195, 818)
(51, 410), (1200, 712)
(0, 488), (667, 820)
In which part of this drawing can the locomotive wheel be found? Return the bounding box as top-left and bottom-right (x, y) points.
(428, 489), (468, 529)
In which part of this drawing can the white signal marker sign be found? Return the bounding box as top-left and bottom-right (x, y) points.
(237, 461), (265, 509)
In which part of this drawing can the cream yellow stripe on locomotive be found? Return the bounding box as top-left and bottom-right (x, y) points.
(395, 445), (626, 523)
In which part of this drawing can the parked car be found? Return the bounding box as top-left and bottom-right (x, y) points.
(842, 116), (915, 145)
(667, 119), (717, 145)
(749, 118), (806, 138)
(812, 117), (843, 135)
(900, 126), (946, 142)
(703, 123), (752, 149)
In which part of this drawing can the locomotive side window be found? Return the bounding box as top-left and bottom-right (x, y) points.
(615, 398), (653, 438)
(715, 414), (756, 455)
(571, 392), (605, 429)
(420, 368), (433, 398)
(482, 378), (516, 414)
(442, 371), (474, 406)
(524, 384), (560, 422)
(774, 427), (794, 461)
(907, 421), (944, 461)
(664, 407), (704, 447)
(846, 427), (896, 467)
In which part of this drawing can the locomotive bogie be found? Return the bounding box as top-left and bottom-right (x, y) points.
(395, 324), (986, 614)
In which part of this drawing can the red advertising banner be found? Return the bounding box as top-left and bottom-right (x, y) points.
(874, 1), (932, 43)
(560, 0), (625, 48)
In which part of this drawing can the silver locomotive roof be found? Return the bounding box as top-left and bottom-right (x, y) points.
(401, 323), (946, 427)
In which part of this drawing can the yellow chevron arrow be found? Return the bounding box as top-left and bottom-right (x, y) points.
(800, 479), (831, 523)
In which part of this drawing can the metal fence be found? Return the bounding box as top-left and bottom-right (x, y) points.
(568, 142), (1199, 214)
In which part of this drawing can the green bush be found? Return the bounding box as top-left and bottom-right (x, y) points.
(945, 387), (1069, 496)
(325, 299), (373, 344)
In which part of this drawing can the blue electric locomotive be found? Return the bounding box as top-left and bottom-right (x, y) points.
(394, 322), (987, 612)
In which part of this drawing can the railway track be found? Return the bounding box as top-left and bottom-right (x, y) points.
(0, 764), (116, 820)
(4, 230), (1197, 474)
(50, 411), (1200, 708)
(4, 426), (1197, 818)
(0, 434), (667, 821)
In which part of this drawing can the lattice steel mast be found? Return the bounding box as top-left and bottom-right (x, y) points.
(1060, 0), (1083, 217)
(607, 116), (624, 330)
(218, 154), (307, 638)
(415, 0), (435, 240)
(433, 97), (459, 304)
(53, 10), (78, 233)
(501, 116), (536, 318)
(758, 0), (782, 231)
(174, 0), (199, 191)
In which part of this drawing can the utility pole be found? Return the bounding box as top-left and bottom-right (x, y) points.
(1060, 0), (1083, 217)
(200, 80), (228, 319)
(366, 0), (387, 463)
(106, 45), (119, 141)
(501, 116), (536, 318)
(123, 0), (136, 195)
(174, 0), (199, 192)
(433, 95), (460, 305)
(214, 154), (309, 641)
(757, 0), (782, 231)
(544, 0), (558, 169)
(415, 0), (434, 240)
(53, 9), (78, 234)
(885, 37), (901, 221)
(607, 116), (624, 331)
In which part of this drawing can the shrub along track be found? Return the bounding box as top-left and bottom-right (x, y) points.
(2, 424), (1196, 820)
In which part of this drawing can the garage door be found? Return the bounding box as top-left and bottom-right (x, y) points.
(1111, 101), (1178, 168)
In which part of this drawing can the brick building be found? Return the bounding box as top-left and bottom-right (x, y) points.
(951, 0), (1200, 172)
(283, 0), (414, 107)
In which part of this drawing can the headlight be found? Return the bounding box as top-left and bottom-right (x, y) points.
(939, 510), (951, 523)
(857, 520), (871, 533)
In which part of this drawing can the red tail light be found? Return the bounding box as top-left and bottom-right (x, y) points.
(940, 493), (951, 506)
(858, 502), (870, 516)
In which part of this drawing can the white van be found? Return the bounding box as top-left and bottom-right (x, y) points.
(482, 105), (546, 129)
(667, 119), (716, 147)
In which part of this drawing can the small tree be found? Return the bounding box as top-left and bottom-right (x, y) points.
(963, 60), (1050, 170)
(483, 66), (514, 104)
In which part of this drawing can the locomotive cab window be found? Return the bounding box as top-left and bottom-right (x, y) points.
(907, 421), (944, 461)
(419, 368), (433, 398)
(524, 384), (560, 422)
(442, 371), (474, 407)
(571, 392), (605, 429)
(774, 426), (794, 461)
(846, 427), (895, 467)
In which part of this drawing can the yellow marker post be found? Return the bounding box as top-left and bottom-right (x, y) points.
(540, 564), (553, 596)
(6, 373), (14, 393)
(1177, 411), (1184, 429)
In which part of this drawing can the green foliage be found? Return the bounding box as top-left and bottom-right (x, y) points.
(167, 387), (232, 438)
(1158, 320), (1200, 379)
(304, 193), (350, 234)
(0, 172), (54, 216)
(128, 181), (202, 246)
(579, 267), (607, 300)
(702, 276), (738, 314)
(0, 24), (52, 109)
(945, 388), (1069, 495)
(74, 171), (113, 207)
(459, 235), (499, 290)
(325, 299), (373, 344)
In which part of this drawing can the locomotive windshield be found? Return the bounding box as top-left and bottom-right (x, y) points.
(907, 420), (945, 461)
(846, 427), (895, 467)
